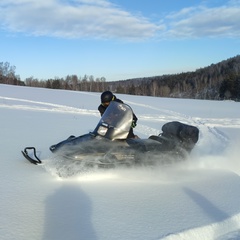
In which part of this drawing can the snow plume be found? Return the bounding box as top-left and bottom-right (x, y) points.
(211, 139), (240, 175)
(41, 139), (189, 179)
(184, 137), (240, 176)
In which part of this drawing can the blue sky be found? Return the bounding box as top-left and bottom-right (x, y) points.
(1, 0), (240, 81)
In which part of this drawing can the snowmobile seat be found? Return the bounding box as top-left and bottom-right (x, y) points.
(127, 138), (165, 152)
(150, 121), (199, 153)
(161, 121), (199, 152)
(148, 134), (178, 151)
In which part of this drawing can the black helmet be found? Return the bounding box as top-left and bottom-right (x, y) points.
(101, 91), (114, 103)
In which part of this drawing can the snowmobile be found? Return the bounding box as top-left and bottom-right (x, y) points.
(22, 101), (199, 168)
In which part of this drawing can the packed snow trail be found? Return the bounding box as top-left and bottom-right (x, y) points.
(0, 96), (99, 116)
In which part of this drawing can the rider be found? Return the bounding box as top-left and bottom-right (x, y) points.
(98, 91), (138, 138)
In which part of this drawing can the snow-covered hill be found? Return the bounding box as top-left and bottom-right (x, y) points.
(1, 84), (240, 240)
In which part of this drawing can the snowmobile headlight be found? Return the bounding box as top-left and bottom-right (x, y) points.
(97, 126), (108, 136)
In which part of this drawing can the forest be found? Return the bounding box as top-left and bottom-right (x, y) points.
(1, 55), (240, 101)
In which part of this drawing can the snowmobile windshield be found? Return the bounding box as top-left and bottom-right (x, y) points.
(95, 101), (133, 140)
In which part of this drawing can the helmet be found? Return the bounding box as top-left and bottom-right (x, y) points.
(101, 91), (114, 103)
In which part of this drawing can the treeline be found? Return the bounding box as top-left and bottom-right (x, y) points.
(1, 55), (240, 101)
(25, 75), (108, 92)
(0, 62), (109, 92)
(0, 62), (23, 85)
(106, 55), (240, 101)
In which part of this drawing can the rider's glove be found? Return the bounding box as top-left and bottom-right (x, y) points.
(131, 121), (137, 128)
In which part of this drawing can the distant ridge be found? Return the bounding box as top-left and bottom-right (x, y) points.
(106, 55), (240, 101)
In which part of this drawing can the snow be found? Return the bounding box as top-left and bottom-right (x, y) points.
(1, 84), (240, 240)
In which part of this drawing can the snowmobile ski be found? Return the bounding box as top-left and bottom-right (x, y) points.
(21, 147), (42, 165)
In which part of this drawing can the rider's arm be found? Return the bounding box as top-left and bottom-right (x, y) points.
(98, 104), (106, 116)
